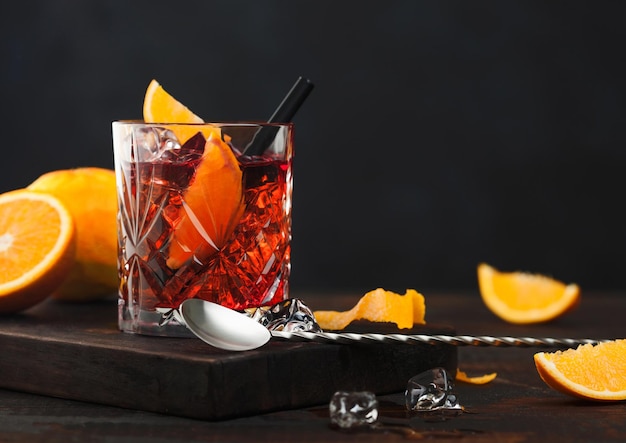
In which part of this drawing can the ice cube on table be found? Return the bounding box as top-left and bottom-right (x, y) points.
(247, 298), (322, 332)
(405, 367), (462, 416)
(329, 391), (379, 429)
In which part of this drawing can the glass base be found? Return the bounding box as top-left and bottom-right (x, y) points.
(118, 301), (195, 338)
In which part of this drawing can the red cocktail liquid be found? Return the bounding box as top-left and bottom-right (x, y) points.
(118, 148), (291, 313)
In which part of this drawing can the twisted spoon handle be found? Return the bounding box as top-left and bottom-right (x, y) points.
(270, 331), (611, 348)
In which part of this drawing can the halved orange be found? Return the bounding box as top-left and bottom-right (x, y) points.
(143, 79), (220, 144)
(534, 339), (626, 401)
(27, 167), (117, 301)
(477, 263), (580, 324)
(313, 288), (426, 330)
(0, 190), (76, 313)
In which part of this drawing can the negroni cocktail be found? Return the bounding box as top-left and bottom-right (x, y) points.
(113, 122), (293, 336)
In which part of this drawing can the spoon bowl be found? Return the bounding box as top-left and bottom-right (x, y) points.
(179, 299), (271, 351)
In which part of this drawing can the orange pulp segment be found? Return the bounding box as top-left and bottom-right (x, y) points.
(166, 132), (245, 269)
(456, 369), (497, 385)
(534, 339), (626, 401)
(477, 263), (580, 324)
(313, 288), (426, 330)
(0, 190), (76, 313)
(143, 79), (222, 144)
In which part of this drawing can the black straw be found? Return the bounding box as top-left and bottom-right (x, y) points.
(244, 76), (314, 156)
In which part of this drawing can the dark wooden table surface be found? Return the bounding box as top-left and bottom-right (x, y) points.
(1, 290), (625, 442)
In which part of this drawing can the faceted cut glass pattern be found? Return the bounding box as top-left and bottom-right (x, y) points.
(114, 123), (293, 335)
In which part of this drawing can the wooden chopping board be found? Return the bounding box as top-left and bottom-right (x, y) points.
(0, 297), (457, 421)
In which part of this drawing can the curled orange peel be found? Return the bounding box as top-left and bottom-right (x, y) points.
(313, 288), (426, 330)
(456, 369), (497, 385)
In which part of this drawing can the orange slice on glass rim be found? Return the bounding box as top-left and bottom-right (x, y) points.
(313, 288), (426, 330)
(0, 190), (76, 313)
(477, 263), (580, 324)
(143, 79), (223, 144)
(534, 339), (626, 401)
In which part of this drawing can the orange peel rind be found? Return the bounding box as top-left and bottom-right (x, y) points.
(456, 369), (497, 385)
(313, 288), (426, 330)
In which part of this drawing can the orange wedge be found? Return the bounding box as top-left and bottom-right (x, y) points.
(0, 190), (76, 313)
(142, 79), (244, 269)
(143, 79), (221, 144)
(477, 263), (580, 324)
(313, 288), (426, 330)
(166, 132), (245, 269)
(534, 340), (626, 401)
(143, 79), (203, 124)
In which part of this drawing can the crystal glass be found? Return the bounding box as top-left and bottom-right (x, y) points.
(112, 121), (294, 336)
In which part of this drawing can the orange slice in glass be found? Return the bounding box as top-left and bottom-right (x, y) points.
(313, 288), (426, 330)
(0, 190), (76, 313)
(534, 339), (626, 401)
(141, 79), (244, 269)
(477, 263), (580, 324)
(166, 132), (245, 269)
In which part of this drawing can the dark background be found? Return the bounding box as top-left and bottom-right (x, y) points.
(2, 1), (625, 294)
